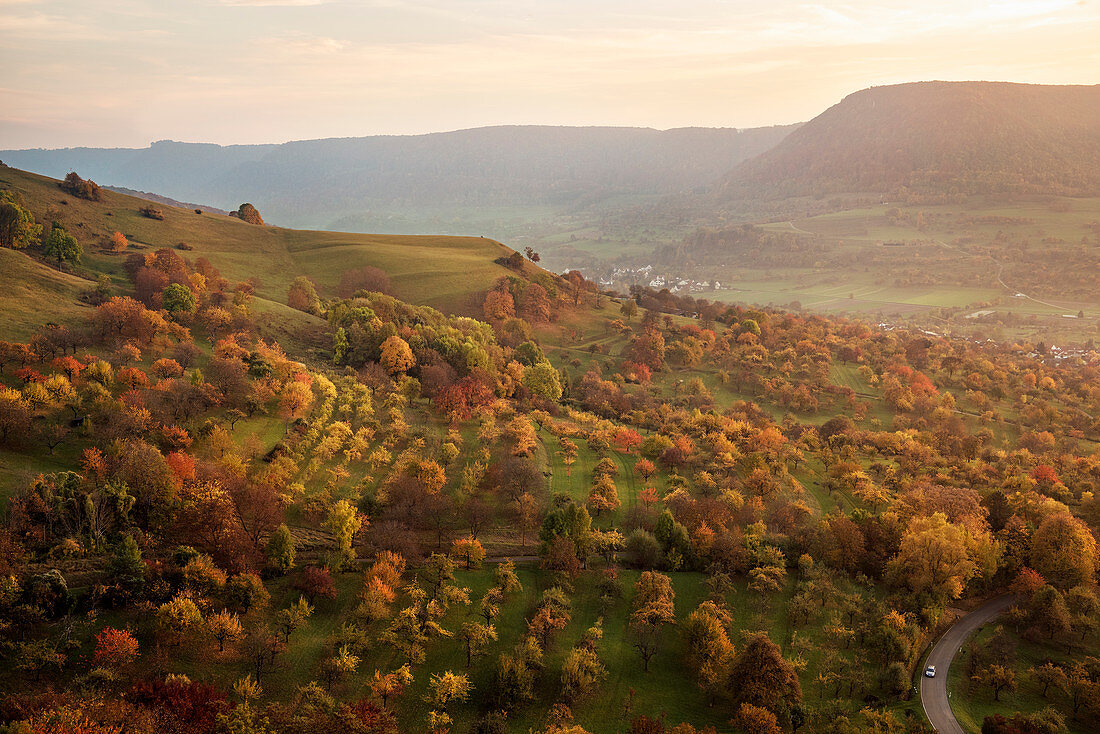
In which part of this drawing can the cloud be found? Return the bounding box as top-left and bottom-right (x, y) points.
(217, 0), (328, 6)
(0, 11), (105, 40)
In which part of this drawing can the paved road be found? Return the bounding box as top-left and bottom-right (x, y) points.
(921, 595), (1017, 733)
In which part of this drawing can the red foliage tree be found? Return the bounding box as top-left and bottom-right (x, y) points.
(293, 566), (338, 604)
(93, 626), (139, 670)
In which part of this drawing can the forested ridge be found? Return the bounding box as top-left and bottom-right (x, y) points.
(716, 82), (1100, 200)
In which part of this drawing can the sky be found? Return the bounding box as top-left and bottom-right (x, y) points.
(1, 0), (1098, 149)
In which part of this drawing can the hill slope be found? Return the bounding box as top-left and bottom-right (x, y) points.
(715, 81), (1100, 200)
(0, 248), (94, 341)
(0, 125), (797, 230)
(0, 165), (533, 329)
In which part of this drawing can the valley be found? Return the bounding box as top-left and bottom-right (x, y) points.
(2, 79), (1100, 734)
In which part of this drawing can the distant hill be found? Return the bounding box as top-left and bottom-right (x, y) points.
(715, 81), (1100, 200)
(1, 125), (798, 230)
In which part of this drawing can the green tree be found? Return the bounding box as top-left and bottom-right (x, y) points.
(1030, 585), (1072, 639)
(162, 283), (197, 315)
(266, 524), (296, 575)
(43, 226), (81, 269)
(523, 361), (563, 401)
(108, 534), (146, 598)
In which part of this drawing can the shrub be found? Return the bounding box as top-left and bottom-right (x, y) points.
(60, 172), (101, 201)
(235, 203), (264, 225)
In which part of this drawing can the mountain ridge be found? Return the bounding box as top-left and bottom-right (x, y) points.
(715, 81), (1100, 201)
(1, 124), (799, 230)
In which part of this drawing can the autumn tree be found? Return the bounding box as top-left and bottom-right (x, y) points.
(108, 230), (128, 253)
(0, 197), (42, 249)
(732, 703), (781, 734)
(157, 592), (203, 647)
(326, 499), (363, 569)
(279, 380), (314, 423)
(458, 621), (498, 668)
(887, 512), (986, 600)
(293, 566), (338, 604)
(683, 600), (735, 695)
(561, 627), (607, 703)
(513, 492), (541, 548)
(370, 664), (414, 708)
(483, 287), (516, 322)
(207, 610), (243, 652)
(427, 670), (472, 726)
(275, 596), (314, 642)
(287, 276), (321, 315)
(380, 335), (415, 377)
(974, 664), (1017, 701)
(451, 536), (486, 570)
(495, 558), (523, 595)
(1030, 512), (1097, 589)
(236, 203), (264, 225)
(1029, 662), (1067, 698)
(338, 265), (391, 297)
(631, 571), (676, 672)
(587, 475), (621, 518)
(93, 626), (139, 670)
(727, 633), (802, 717)
(60, 171), (101, 200)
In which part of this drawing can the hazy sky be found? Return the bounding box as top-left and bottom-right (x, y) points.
(1, 0), (1098, 148)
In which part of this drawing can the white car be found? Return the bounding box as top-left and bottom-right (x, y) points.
(925, 666), (936, 678)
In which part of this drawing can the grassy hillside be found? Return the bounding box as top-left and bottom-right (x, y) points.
(0, 248), (95, 341)
(0, 165), (525, 326)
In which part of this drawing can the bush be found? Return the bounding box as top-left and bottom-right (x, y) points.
(59, 172), (101, 201)
(494, 251), (525, 269)
(625, 529), (660, 569)
(235, 203), (264, 225)
(139, 206), (165, 221)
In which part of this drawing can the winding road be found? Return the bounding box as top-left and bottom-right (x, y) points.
(921, 595), (1017, 733)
